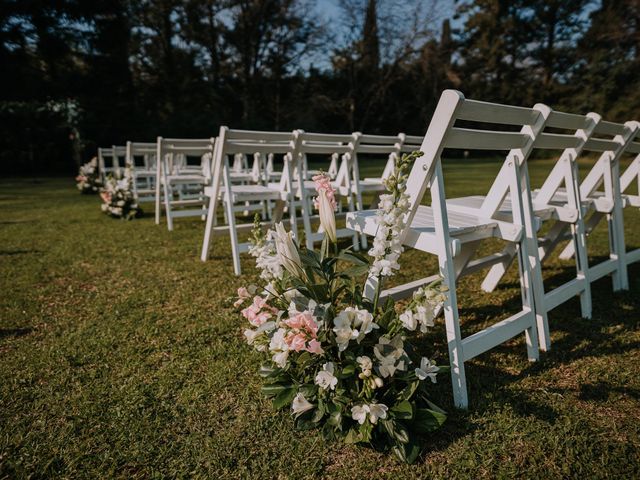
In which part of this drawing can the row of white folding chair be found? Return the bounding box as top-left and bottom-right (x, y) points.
(154, 137), (215, 230)
(346, 89), (640, 409)
(542, 122), (640, 290)
(126, 141), (157, 203)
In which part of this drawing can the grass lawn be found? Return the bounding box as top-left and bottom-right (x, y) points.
(1, 156), (639, 478)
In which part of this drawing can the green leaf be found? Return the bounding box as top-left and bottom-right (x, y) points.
(391, 438), (421, 464)
(344, 428), (361, 444)
(258, 364), (281, 378)
(327, 410), (342, 428)
(413, 408), (447, 434)
(337, 250), (369, 266)
(398, 381), (420, 402)
(338, 364), (356, 378)
(272, 387), (297, 410)
(391, 400), (414, 420)
(340, 264), (370, 277)
(260, 383), (293, 397)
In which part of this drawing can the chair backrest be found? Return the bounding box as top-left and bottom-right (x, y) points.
(157, 137), (216, 182)
(210, 128), (299, 194)
(350, 133), (403, 184)
(126, 141), (157, 170)
(403, 90), (552, 239)
(296, 131), (357, 191)
(98, 147), (121, 178)
(620, 124), (640, 197)
(576, 119), (639, 204)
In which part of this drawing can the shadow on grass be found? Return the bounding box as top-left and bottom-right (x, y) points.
(0, 249), (41, 256)
(414, 262), (640, 460)
(0, 327), (34, 340)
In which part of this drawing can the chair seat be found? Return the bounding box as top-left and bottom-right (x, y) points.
(164, 174), (207, 184)
(205, 184), (284, 201)
(447, 192), (559, 222)
(347, 205), (499, 255)
(229, 172), (256, 183)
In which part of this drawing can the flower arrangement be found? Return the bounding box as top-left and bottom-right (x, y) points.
(75, 157), (102, 193)
(100, 165), (142, 220)
(238, 151), (449, 463)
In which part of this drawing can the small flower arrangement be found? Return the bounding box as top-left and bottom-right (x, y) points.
(238, 152), (449, 464)
(100, 165), (142, 220)
(75, 157), (102, 193)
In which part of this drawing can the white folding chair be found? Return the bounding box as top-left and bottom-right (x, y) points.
(154, 137), (215, 230)
(200, 128), (300, 274)
(347, 90), (551, 409)
(554, 121), (640, 290)
(126, 141), (157, 203)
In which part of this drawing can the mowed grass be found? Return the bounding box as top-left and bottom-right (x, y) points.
(1, 156), (639, 479)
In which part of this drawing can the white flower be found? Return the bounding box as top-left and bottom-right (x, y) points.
(249, 232), (283, 281)
(373, 337), (407, 378)
(244, 328), (259, 345)
(315, 362), (338, 390)
(351, 404), (369, 425)
(351, 403), (388, 425)
(415, 305), (435, 332)
(291, 393), (314, 415)
(415, 357), (439, 383)
(272, 351), (289, 368)
(332, 315), (358, 351)
(399, 309), (417, 331)
(317, 189), (337, 243)
(356, 356), (373, 377)
(373, 377), (384, 388)
(273, 223), (305, 278)
(269, 328), (289, 367)
(332, 308), (379, 351)
(368, 403), (388, 424)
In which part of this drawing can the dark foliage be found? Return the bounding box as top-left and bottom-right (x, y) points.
(1, 0), (638, 174)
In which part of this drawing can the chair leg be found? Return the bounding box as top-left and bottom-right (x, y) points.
(439, 256), (468, 409)
(155, 180), (162, 225)
(201, 195), (217, 262)
(571, 219), (592, 319)
(481, 243), (517, 292)
(225, 196), (242, 275)
(163, 181), (174, 231)
(300, 195), (314, 250)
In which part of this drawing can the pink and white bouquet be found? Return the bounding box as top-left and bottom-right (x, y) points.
(76, 157), (102, 193)
(237, 152), (449, 463)
(100, 165), (142, 220)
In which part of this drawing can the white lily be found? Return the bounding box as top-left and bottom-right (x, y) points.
(415, 357), (439, 383)
(273, 223), (305, 278)
(314, 362), (338, 391)
(291, 393), (314, 415)
(317, 189), (337, 243)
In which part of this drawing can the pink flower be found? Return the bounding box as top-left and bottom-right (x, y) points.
(234, 287), (252, 307)
(286, 332), (308, 352)
(100, 192), (112, 204)
(241, 296), (277, 326)
(312, 173), (337, 210)
(306, 339), (324, 354)
(285, 311), (319, 336)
